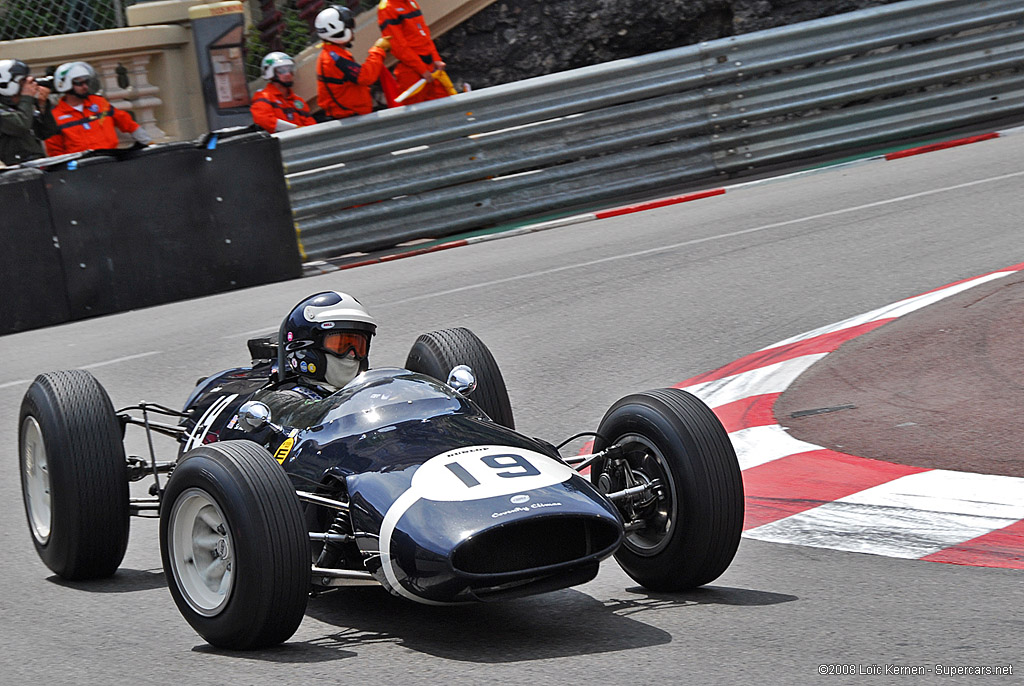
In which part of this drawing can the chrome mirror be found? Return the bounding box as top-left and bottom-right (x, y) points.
(237, 401), (272, 432)
(447, 365), (477, 395)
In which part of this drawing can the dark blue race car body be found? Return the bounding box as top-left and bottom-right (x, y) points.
(19, 326), (742, 650)
(178, 364), (623, 604)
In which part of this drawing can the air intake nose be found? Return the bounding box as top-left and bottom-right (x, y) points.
(452, 516), (621, 574)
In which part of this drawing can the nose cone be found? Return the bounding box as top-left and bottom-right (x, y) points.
(358, 446), (624, 604)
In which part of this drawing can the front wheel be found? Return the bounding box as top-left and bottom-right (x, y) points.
(160, 441), (310, 649)
(594, 388), (743, 591)
(405, 327), (514, 428)
(19, 370), (129, 580)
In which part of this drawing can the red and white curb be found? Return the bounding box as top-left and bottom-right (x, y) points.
(303, 126), (1024, 275)
(678, 264), (1024, 569)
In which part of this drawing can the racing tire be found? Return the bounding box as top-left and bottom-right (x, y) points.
(405, 327), (515, 429)
(593, 388), (743, 591)
(160, 441), (310, 650)
(18, 370), (130, 580)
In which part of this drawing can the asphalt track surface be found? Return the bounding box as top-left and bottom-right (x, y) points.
(2, 133), (1022, 683)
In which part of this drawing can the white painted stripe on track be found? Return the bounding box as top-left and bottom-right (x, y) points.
(221, 328), (278, 340)
(379, 172), (1024, 308)
(684, 353), (826, 408)
(844, 469), (1024, 520)
(0, 351), (163, 390)
(729, 424), (822, 471)
(745, 502), (1014, 559)
(762, 271), (1015, 350)
(745, 470), (1024, 559)
(81, 351), (162, 369)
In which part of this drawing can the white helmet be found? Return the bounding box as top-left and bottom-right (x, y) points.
(315, 5), (355, 46)
(54, 61), (99, 94)
(0, 59), (29, 97)
(261, 51), (295, 82)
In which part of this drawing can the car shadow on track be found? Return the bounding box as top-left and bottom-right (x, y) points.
(46, 567), (167, 593)
(198, 584), (796, 663)
(612, 585), (798, 613)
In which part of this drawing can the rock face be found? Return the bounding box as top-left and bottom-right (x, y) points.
(436, 0), (903, 89)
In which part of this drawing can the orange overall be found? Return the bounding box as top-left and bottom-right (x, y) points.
(316, 43), (387, 119)
(251, 83), (316, 132)
(378, 0), (448, 104)
(45, 94), (140, 155)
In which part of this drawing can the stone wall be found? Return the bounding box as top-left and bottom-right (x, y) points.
(437, 0), (904, 89)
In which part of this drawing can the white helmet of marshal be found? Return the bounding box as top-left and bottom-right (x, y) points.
(315, 5), (356, 45)
(54, 61), (99, 94)
(261, 51), (295, 82)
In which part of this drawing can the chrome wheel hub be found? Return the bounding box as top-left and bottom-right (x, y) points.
(168, 489), (235, 616)
(21, 417), (52, 545)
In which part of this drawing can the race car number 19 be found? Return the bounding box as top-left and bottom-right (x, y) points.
(445, 453), (541, 486)
(412, 445), (577, 502)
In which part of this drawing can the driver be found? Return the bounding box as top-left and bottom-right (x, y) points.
(275, 290), (376, 399)
(247, 289), (373, 402)
(233, 291), (375, 445)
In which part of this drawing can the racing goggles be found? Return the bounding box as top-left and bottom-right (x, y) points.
(274, 66), (294, 76)
(323, 331), (370, 359)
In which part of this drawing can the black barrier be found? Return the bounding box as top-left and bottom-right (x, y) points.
(35, 131), (301, 323)
(0, 168), (71, 335)
(196, 130), (302, 290)
(48, 147), (207, 317)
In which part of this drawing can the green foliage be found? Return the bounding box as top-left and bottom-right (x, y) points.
(2, 1), (84, 40)
(242, 1), (386, 80)
(244, 5), (319, 81)
(282, 7), (316, 55)
(0, 0), (138, 40)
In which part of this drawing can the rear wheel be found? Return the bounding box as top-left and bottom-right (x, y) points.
(160, 440), (310, 649)
(405, 327), (514, 428)
(594, 388), (743, 591)
(19, 370), (129, 580)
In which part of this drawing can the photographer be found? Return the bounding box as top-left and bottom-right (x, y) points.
(0, 59), (58, 166)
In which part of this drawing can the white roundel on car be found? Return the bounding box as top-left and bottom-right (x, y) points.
(412, 445), (576, 502)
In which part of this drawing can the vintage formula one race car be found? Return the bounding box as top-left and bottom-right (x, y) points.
(18, 327), (743, 649)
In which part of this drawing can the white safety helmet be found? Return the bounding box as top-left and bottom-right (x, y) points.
(54, 61), (99, 94)
(315, 5), (355, 46)
(0, 59), (30, 97)
(261, 52), (295, 82)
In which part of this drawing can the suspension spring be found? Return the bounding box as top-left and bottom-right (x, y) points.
(315, 510), (352, 568)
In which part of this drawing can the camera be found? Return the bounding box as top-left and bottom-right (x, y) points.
(34, 75), (54, 89)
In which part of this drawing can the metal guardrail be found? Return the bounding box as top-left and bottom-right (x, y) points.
(278, 0), (1024, 261)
